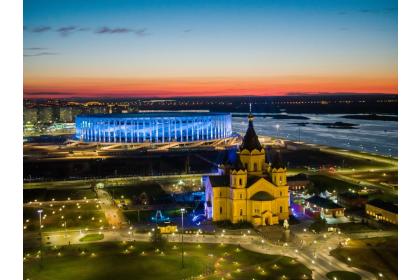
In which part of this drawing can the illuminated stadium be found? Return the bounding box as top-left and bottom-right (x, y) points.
(75, 112), (232, 143)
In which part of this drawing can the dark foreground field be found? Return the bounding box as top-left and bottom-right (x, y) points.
(24, 242), (312, 280)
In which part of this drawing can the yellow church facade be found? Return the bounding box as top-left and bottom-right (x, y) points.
(204, 113), (290, 226)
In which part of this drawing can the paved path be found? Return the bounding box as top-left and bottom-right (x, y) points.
(32, 226), (387, 280)
(96, 189), (125, 228)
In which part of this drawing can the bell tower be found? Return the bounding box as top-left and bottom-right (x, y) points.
(238, 104), (265, 176)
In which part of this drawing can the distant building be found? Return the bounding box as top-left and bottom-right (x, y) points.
(304, 195), (345, 219)
(287, 173), (311, 191)
(366, 199), (398, 225)
(23, 108), (38, 124)
(38, 107), (54, 123)
(204, 111), (289, 226)
(59, 107), (74, 123)
(337, 192), (368, 209)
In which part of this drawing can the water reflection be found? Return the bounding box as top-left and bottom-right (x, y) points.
(232, 113), (397, 157)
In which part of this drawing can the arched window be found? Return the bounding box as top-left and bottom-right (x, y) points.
(254, 163), (257, 171)
(219, 191), (222, 197)
(280, 206), (283, 213)
(240, 209), (243, 216)
(239, 178), (242, 186)
(220, 207), (223, 214)
(240, 193), (242, 199)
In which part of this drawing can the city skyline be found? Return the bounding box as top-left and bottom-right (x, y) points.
(24, 0), (397, 98)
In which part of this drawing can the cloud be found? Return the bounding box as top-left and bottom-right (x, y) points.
(24, 47), (48, 50)
(95, 27), (149, 36)
(24, 92), (76, 97)
(359, 7), (397, 14)
(56, 26), (78, 36)
(135, 28), (148, 36)
(24, 52), (59, 57)
(95, 27), (132, 34)
(26, 25), (149, 37)
(338, 7), (397, 16)
(32, 26), (51, 33)
(183, 29), (192, 33)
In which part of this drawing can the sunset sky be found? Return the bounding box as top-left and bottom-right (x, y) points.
(23, 0), (398, 98)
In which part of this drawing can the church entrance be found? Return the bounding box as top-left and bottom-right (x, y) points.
(261, 211), (273, 226)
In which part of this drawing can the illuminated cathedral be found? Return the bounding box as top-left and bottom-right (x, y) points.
(204, 111), (290, 226)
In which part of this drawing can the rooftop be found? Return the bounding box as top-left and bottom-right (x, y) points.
(250, 191), (275, 201)
(306, 195), (343, 209)
(367, 199), (398, 214)
(208, 175), (230, 187)
(287, 173), (309, 181)
(339, 192), (368, 199)
(240, 113), (262, 151)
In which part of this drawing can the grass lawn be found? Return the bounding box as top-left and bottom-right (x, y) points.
(23, 200), (108, 232)
(366, 192), (398, 204)
(278, 148), (392, 170)
(105, 182), (171, 204)
(24, 188), (97, 203)
(326, 271), (361, 280)
(24, 242), (312, 280)
(123, 208), (193, 225)
(336, 222), (378, 233)
(307, 175), (362, 194)
(79, 234), (104, 242)
(330, 237), (397, 280)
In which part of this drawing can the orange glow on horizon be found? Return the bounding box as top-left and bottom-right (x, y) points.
(23, 75), (397, 98)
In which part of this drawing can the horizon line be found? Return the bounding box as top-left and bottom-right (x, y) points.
(23, 91), (398, 100)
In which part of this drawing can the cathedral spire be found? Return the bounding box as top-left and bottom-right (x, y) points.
(248, 102), (254, 121)
(240, 105), (262, 151)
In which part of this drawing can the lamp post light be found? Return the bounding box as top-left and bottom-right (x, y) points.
(37, 209), (43, 230)
(37, 209), (43, 268)
(180, 208), (185, 269)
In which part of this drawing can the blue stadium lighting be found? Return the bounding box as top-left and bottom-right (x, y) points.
(75, 112), (232, 143)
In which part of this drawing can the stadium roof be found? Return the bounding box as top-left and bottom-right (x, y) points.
(77, 112), (230, 118)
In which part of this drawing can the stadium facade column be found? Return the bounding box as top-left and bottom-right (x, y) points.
(186, 119), (189, 142)
(206, 118), (209, 140)
(137, 120), (140, 142)
(180, 119), (183, 142)
(162, 119), (165, 143)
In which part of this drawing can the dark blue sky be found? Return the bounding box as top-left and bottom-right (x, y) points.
(23, 0), (398, 97)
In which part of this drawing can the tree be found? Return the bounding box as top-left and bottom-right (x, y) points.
(150, 228), (167, 249)
(309, 217), (327, 233)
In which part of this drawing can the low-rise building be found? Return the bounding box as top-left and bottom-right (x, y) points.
(337, 192), (368, 209)
(287, 173), (311, 191)
(366, 199), (398, 225)
(157, 222), (178, 234)
(304, 195), (345, 219)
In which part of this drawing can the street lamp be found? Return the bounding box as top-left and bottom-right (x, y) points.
(180, 208), (185, 269)
(37, 209), (43, 268)
(37, 209), (43, 230)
